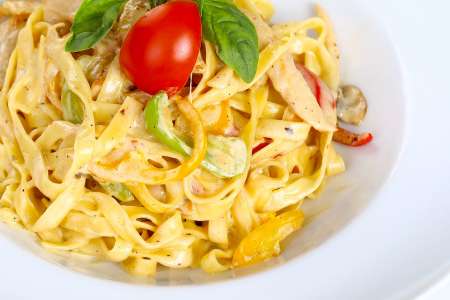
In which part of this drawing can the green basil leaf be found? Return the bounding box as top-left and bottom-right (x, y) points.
(196, 0), (259, 83)
(149, 0), (167, 8)
(61, 82), (84, 124)
(65, 0), (126, 52)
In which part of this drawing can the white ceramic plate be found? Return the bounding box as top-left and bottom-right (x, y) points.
(1, 0), (450, 299)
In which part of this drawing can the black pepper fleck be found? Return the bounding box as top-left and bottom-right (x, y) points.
(284, 127), (294, 135)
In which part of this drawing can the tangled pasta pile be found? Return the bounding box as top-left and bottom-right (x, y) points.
(0, 0), (351, 275)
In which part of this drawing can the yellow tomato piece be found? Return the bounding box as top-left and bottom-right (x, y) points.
(232, 209), (304, 267)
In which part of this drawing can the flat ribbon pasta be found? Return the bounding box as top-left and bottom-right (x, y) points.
(0, 2), (347, 276)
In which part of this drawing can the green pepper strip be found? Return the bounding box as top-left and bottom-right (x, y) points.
(61, 82), (84, 124)
(144, 92), (247, 178)
(101, 182), (134, 202)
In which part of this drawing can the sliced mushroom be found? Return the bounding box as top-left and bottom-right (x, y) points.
(115, 0), (150, 42)
(0, 1), (39, 17)
(337, 85), (368, 126)
(42, 0), (82, 23)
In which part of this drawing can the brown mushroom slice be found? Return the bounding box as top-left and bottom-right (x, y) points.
(0, 1), (39, 17)
(115, 0), (150, 42)
(337, 85), (368, 125)
(42, 0), (82, 23)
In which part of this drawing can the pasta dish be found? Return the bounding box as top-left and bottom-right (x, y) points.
(0, 0), (372, 275)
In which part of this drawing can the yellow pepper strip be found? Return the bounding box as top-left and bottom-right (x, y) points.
(89, 97), (207, 185)
(174, 97), (208, 180)
(202, 100), (232, 135)
(232, 209), (304, 267)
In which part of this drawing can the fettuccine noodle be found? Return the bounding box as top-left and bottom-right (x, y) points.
(0, 0), (346, 275)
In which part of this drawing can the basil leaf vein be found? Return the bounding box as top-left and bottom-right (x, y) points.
(65, 0), (127, 52)
(196, 0), (259, 83)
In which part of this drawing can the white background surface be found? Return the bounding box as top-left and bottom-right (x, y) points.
(1, 0), (450, 299)
(370, 1), (450, 299)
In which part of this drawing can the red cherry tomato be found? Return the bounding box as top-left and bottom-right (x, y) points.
(120, 0), (202, 96)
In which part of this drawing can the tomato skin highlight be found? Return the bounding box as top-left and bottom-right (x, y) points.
(120, 0), (202, 96)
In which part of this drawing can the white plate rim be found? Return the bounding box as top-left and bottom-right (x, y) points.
(1, 0), (450, 299)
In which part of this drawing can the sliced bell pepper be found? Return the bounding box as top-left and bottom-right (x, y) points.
(232, 209), (304, 267)
(61, 82), (84, 124)
(144, 92), (247, 178)
(144, 92), (192, 155)
(252, 137), (272, 155)
(333, 127), (373, 147)
(101, 182), (134, 202)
